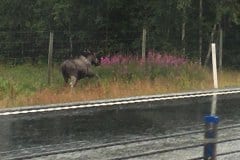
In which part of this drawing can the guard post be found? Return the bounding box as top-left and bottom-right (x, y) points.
(203, 115), (219, 160)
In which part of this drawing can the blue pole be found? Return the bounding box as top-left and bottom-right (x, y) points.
(203, 115), (219, 160)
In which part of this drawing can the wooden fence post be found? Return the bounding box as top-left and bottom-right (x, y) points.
(142, 27), (147, 62)
(48, 32), (54, 85)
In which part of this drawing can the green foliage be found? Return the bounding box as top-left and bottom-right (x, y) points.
(0, 64), (49, 98)
(177, 0), (192, 10)
(0, 62), (210, 101)
(0, 0), (240, 64)
(0, 77), (9, 95)
(97, 61), (206, 86)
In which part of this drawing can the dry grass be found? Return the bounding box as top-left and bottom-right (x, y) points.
(218, 70), (240, 87)
(0, 75), (229, 108)
(1, 64), (240, 108)
(0, 79), (168, 107)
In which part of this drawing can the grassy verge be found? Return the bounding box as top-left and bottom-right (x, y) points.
(0, 62), (240, 108)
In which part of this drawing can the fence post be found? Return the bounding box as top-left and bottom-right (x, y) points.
(48, 31), (54, 85)
(203, 115), (219, 160)
(203, 43), (219, 160)
(141, 27), (147, 62)
(211, 43), (218, 116)
(211, 43), (218, 89)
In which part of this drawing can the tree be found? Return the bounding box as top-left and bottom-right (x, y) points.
(177, 0), (192, 54)
(0, 0), (240, 66)
(204, 0), (240, 66)
(199, 0), (203, 65)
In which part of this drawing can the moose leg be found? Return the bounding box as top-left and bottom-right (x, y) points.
(63, 77), (69, 87)
(69, 76), (77, 88)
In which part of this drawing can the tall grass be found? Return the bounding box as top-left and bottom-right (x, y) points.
(1, 52), (240, 108)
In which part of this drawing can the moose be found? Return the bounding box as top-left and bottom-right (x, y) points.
(60, 51), (100, 87)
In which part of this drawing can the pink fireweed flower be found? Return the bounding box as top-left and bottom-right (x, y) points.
(100, 54), (132, 65)
(100, 51), (188, 67)
(100, 57), (111, 65)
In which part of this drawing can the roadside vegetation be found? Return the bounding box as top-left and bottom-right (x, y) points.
(1, 51), (240, 108)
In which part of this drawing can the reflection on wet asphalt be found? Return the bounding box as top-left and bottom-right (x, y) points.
(0, 94), (240, 159)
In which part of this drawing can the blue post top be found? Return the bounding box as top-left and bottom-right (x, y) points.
(204, 115), (219, 124)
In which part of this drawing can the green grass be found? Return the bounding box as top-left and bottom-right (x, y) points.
(0, 62), (240, 108)
(0, 64), (60, 100)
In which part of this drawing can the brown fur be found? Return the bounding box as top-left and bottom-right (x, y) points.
(60, 52), (99, 87)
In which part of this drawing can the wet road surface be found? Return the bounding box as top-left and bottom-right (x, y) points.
(0, 93), (240, 159)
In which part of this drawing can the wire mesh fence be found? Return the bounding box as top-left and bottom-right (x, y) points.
(0, 30), (239, 68)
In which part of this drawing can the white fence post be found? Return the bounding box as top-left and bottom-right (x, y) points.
(211, 43), (218, 115)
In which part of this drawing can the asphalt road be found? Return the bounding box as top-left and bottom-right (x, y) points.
(0, 91), (240, 160)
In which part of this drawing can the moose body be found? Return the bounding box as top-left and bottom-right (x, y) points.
(60, 52), (99, 87)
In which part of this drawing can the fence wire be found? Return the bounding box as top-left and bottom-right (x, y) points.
(0, 31), (239, 68)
